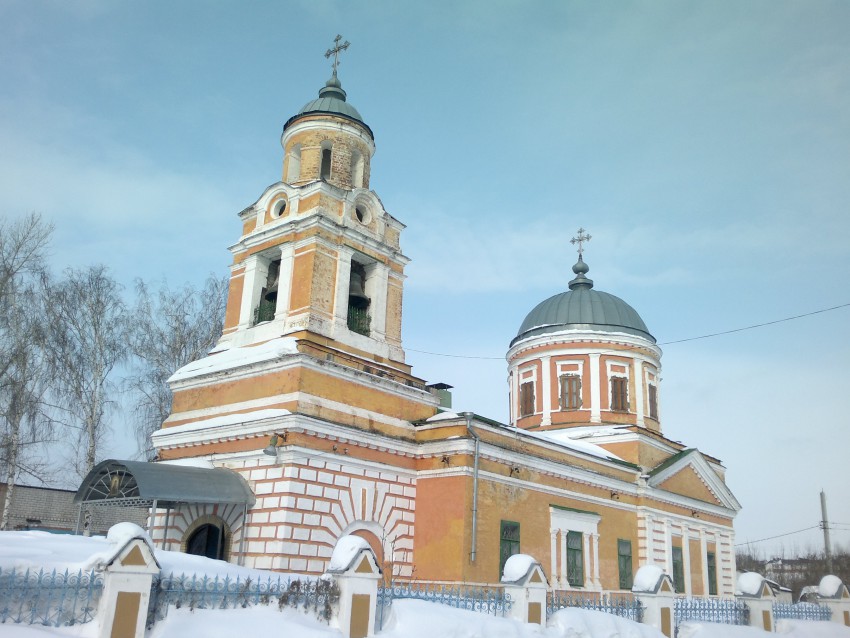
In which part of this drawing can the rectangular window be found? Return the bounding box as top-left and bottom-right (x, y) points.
(519, 381), (535, 417)
(499, 521), (520, 577)
(648, 384), (658, 420)
(567, 531), (584, 587)
(672, 545), (685, 593)
(611, 377), (629, 412)
(559, 375), (582, 410)
(707, 551), (717, 595)
(618, 539), (633, 590)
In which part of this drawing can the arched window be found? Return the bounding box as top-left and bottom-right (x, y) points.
(320, 147), (332, 180)
(186, 523), (226, 560)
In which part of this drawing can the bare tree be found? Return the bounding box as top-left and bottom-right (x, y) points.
(127, 274), (227, 459)
(0, 214), (54, 529)
(45, 265), (129, 478)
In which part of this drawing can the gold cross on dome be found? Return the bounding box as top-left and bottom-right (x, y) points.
(570, 228), (592, 257)
(325, 34), (350, 74)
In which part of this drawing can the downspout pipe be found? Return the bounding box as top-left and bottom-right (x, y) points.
(463, 411), (480, 563)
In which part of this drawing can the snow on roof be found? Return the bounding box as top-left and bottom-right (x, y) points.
(500, 554), (537, 583)
(819, 574), (844, 598)
(736, 572), (765, 596)
(156, 408), (291, 438)
(169, 337), (299, 383)
(518, 427), (623, 462)
(159, 458), (215, 469)
(424, 411), (461, 422)
(632, 564), (666, 593)
(327, 535), (370, 572)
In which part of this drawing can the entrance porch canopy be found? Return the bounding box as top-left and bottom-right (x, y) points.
(74, 459), (256, 510)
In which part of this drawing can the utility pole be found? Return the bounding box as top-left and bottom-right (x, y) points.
(821, 490), (833, 573)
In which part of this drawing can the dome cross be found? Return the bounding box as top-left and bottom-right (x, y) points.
(570, 228), (592, 257)
(325, 34), (350, 75)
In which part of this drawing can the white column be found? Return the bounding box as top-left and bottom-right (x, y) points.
(582, 533), (591, 588)
(634, 359), (645, 426)
(664, 519), (673, 576)
(682, 528), (691, 596)
(333, 247), (353, 326)
(699, 528), (709, 595)
(541, 355), (552, 426)
(592, 533), (601, 590)
(274, 244), (294, 321)
(369, 262), (389, 340)
(238, 254), (265, 329)
(560, 531), (568, 588)
(509, 371), (516, 424)
(550, 530), (558, 590)
(589, 353), (601, 423)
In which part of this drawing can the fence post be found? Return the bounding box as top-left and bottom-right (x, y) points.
(96, 529), (161, 638)
(326, 536), (382, 638)
(817, 576), (850, 626)
(632, 565), (675, 638)
(501, 554), (549, 625)
(736, 572), (775, 632)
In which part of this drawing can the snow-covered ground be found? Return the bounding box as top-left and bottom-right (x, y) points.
(2, 528), (850, 637)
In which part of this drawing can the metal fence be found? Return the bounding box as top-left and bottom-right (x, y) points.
(146, 572), (339, 627)
(675, 596), (749, 630)
(547, 591), (643, 623)
(376, 581), (512, 629)
(774, 601), (833, 622)
(0, 567), (103, 627)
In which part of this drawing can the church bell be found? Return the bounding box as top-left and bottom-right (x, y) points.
(348, 267), (370, 309)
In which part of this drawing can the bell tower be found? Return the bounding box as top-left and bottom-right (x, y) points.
(217, 42), (409, 371)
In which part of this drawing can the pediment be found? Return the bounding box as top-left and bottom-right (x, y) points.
(657, 465), (723, 506)
(648, 449), (741, 512)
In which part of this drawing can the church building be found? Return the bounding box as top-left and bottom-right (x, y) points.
(89, 41), (741, 596)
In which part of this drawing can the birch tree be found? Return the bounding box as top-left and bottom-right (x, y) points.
(0, 214), (53, 529)
(127, 274), (228, 459)
(45, 265), (128, 478)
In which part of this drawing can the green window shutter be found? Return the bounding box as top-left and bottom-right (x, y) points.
(672, 546), (685, 593)
(618, 539), (633, 590)
(566, 531), (584, 587)
(499, 521), (520, 578)
(707, 552), (717, 595)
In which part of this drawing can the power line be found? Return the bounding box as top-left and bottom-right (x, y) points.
(406, 302), (850, 360)
(734, 525), (821, 547)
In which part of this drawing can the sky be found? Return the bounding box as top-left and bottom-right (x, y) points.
(1, 1), (849, 559)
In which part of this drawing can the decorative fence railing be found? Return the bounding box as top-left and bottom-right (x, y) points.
(547, 591), (643, 623)
(674, 597), (749, 630)
(146, 573), (339, 627)
(376, 581), (512, 629)
(0, 567), (103, 627)
(774, 601), (833, 622)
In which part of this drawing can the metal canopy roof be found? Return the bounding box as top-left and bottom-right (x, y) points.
(74, 459), (256, 509)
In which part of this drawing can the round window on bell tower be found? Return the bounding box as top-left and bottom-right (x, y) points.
(272, 199), (287, 218)
(354, 205), (371, 225)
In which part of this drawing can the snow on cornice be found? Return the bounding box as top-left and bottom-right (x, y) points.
(168, 338), (299, 383)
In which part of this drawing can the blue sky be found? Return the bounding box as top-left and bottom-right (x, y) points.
(2, 1), (849, 558)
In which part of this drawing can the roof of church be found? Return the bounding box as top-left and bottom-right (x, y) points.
(283, 72), (373, 139)
(512, 256), (655, 346)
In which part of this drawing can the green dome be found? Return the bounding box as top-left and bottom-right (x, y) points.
(283, 72), (373, 139)
(512, 257), (654, 346)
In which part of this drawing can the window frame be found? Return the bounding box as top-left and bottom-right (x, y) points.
(611, 376), (629, 412)
(671, 545), (685, 594)
(648, 383), (658, 420)
(618, 539), (633, 590)
(559, 374), (582, 410)
(519, 381), (535, 417)
(499, 520), (521, 578)
(707, 551), (717, 596)
(566, 530), (584, 587)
